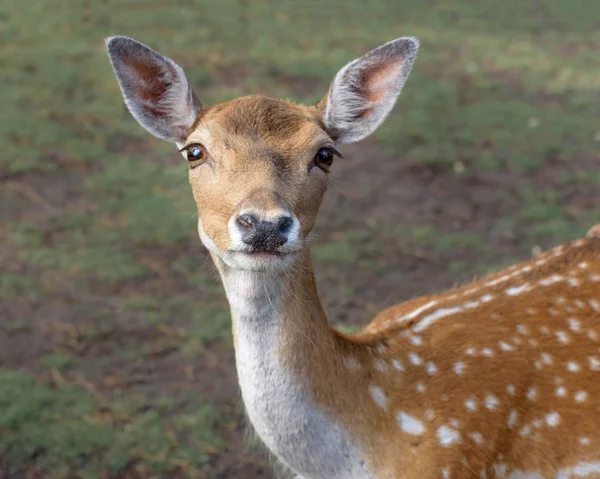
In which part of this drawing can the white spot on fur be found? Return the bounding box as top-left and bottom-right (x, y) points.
(580, 437), (591, 446)
(468, 431), (484, 445)
(568, 361), (581, 372)
(516, 324), (529, 335)
(498, 341), (514, 352)
(505, 284), (531, 296)
(508, 470), (542, 479)
(465, 347), (476, 356)
(485, 394), (499, 410)
(437, 425), (461, 447)
(493, 463), (508, 478)
(442, 467), (451, 479)
(539, 274), (563, 286)
(527, 387), (537, 401)
(344, 357), (361, 370)
(410, 335), (423, 346)
(374, 359), (388, 372)
(556, 386), (567, 397)
(588, 356), (600, 371)
(545, 412), (560, 427)
(397, 411), (425, 435)
(453, 362), (465, 375)
(556, 331), (570, 344)
(520, 424), (532, 437)
(408, 353), (422, 366)
(508, 410), (518, 428)
(392, 359), (405, 371)
(587, 330), (598, 341)
(589, 299), (600, 312)
(416, 382), (426, 393)
(414, 306), (463, 332)
(557, 461), (600, 478)
(396, 300), (438, 323)
(568, 318), (581, 332)
(574, 391), (588, 402)
(540, 353), (553, 365)
(465, 398), (477, 412)
(568, 277), (580, 287)
(426, 361), (438, 375)
(369, 385), (387, 410)
(506, 384), (516, 395)
(425, 409), (435, 421)
(481, 348), (494, 357)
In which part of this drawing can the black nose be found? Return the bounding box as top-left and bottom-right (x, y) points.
(236, 214), (293, 251)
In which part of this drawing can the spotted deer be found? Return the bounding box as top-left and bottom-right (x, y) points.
(106, 35), (600, 479)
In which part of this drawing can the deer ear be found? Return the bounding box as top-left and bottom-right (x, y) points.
(318, 37), (418, 144)
(105, 36), (200, 143)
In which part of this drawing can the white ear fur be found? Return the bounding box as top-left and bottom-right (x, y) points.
(105, 36), (200, 143)
(321, 37), (419, 143)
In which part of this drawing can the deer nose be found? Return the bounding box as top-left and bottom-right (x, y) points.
(235, 213), (294, 251)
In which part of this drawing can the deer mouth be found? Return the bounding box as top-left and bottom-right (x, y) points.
(246, 251), (284, 258)
(223, 248), (300, 272)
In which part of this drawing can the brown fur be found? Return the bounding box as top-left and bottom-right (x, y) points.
(186, 95), (332, 251)
(186, 95), (600, 478)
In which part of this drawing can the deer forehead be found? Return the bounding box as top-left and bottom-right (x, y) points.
(187, 95), (330, 166)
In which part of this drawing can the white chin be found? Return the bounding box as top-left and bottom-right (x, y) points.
(221, 251), (298, 272)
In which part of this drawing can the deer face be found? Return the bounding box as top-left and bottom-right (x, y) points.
(182, 96), (334, 271)
(106, 36), (418, 271)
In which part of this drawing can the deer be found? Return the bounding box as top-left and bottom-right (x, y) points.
(105, 34), (600, 479)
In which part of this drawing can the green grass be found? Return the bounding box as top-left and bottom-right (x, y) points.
(42, 352), (75, 372)
(0, 369), (224, 478)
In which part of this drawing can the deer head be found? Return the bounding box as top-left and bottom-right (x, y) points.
(106, 36), (418, 272)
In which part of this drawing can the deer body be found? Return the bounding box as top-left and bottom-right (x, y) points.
(106, 36), (600, 478)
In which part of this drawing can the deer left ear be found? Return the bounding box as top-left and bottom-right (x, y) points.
(105, 36), (200, 144)
(318, 37), (419, 144)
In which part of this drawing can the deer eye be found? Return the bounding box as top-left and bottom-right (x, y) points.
(314, 147), (335, 171)
(185, 143), (207, 167)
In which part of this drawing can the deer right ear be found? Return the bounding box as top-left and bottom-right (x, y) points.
(318, 37), (419, 144)
(105, 36), (200, 143)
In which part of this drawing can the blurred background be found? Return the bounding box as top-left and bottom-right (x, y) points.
(1, 0), (600, 477)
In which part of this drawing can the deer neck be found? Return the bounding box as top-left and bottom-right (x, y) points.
(214, 248), (371, 479)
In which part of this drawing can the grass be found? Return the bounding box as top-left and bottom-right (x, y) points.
(2, 0), (600, 477)
(0, 369), (224, 479)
